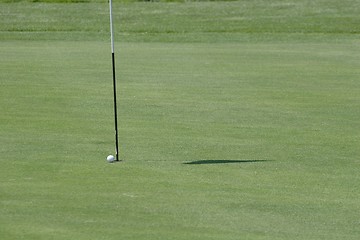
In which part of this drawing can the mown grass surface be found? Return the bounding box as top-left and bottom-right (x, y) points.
(1, 1), (360, 239)
(1, 0), (360, 41)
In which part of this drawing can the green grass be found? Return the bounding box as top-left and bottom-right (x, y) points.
(1, 1), (360, 239)
(1, 0), (360, 41)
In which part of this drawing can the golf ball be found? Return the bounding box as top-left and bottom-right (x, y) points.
(107, 155), (115, 163)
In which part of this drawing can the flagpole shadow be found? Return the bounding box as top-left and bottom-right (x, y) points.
(183, 159), (271, 165)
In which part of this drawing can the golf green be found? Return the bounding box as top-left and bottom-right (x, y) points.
(1, 1), (360, 239)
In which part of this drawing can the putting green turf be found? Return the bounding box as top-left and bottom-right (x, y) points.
(1, 1), (360, 239)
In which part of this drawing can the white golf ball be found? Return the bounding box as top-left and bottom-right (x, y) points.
(106, 155), (115, 163)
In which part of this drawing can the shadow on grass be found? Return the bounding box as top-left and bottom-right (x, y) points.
(183, 160), (271, 165)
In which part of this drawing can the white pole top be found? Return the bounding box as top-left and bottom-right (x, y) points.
(109, 0), (115, 53)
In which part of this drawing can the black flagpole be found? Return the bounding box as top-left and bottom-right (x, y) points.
(109, 0), (119, 161)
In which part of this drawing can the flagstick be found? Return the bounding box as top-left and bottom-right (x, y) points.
(109, 0), (119, 161)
